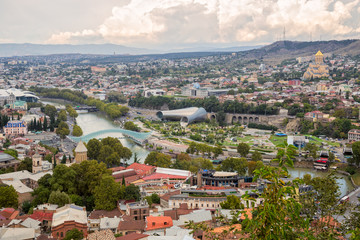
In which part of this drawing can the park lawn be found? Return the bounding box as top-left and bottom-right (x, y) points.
(305, 135), (340, 147)
(352, 172), (360, 186)
(270, 135), (286, 146)
(236, 136), (253, 142)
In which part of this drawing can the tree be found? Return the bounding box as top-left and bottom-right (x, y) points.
(49, 165), (77, 194)
(221, 157), (248, 175)
(21, 201), (32, 214)
(98, 145), (114, 163)
(63, 228), (83, 240)
(273, 140), (297, 167)
(87, 138), (102, 160)
(61, 155), (67, 164)
(124, 121), (139, 132)
(4, 149), (18, 158)
(18, 157), (32, 172)
(150, 193), (160, 204)
(44, 104), (57, 117)
(56, 121), (70, 139)
(237, 143), (250, 157)
(124, 184), (140, 201)
(0, 185), (18, 208)
(247, 161), (257, 176)
(144, 152), (172, 168)
(251, 150), (262, 162)
(43, 117), (48, 131)
(32, 186), (51, 206)
(304, 143), (318, 159)
(220, 195), (243, 209)
(94, 176), (121, 210)
(58, 109), (67, 122)
(72, 125), (83, 137)
(44, 154), (53, 163)
(48, 190), (71, 207)
(352, 141), (360, 166)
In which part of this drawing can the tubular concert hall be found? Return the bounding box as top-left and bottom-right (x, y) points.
(156, 107), (207, 126)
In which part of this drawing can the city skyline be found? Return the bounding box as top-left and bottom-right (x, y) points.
(1, 0), (360, 50)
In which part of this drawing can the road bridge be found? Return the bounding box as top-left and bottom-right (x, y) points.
(69, 128), (152, 145)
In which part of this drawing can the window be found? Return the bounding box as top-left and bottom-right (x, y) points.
(164, 222), (168, 225)
(134, 216), (138, 220)
(60, 232), (63, 237)
(143, 210), (147, 214)
(152, 222), (155, 226)
(134, 210), (137, 215)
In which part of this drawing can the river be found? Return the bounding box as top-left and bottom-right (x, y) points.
(288, 168), (353, 197)
(41, 99), (354, 195)
(41, 99), (150, 163)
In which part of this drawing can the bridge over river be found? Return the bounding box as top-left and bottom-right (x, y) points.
(69, 128), (152, 145)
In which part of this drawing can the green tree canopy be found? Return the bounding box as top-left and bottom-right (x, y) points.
(63, 228), (83, 240)
(144, 152), (172, 168)
(251, 150), (263, 162)
(237, 143), (250, 157)
(56, 121), (70, 139)
(48, 190), (71, 207)
(124, 121), (139, 132)
(220, 195), (243, 209)
(72, 125), (83, 137)
(0, 185), (18, 208)
(221, 157), (248, 176)
(94, 176), (121, 210)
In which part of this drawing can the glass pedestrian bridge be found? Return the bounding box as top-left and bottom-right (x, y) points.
(69, 128), (152, 144)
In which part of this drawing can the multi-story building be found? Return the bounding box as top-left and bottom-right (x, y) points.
(51, 205), (88, 240)
(3, 120), (28, 136)
(194, 170), (252, 187)
(168, 192), (226, 209)
(0, 152), (20, 171)
(348, 129), (360, 141)
(126, 201), (150, 221)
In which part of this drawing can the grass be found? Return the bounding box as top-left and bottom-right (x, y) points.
(305, 135), (340, 147)
(352, 172), (360, 186)
(270, 135), (286, 146)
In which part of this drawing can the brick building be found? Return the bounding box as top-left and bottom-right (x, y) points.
(51, 205), (87, 239)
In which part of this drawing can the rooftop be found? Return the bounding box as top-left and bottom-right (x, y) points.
(51, 204), (87, 228)
(146, 216), (173, 231)
(74, 140), (87, 153)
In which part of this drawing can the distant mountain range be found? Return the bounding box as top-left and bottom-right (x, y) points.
(239, 39), (360, 63)
(1, 40), (359, 62)
(0, 43), (260, 57)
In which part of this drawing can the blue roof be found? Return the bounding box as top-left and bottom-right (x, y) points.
(275, 133), (287, 136)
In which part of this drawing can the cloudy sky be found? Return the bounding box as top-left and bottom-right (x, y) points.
(1, 0), (360, 49)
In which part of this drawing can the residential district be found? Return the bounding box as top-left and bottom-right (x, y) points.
(0, 50), (360, 239)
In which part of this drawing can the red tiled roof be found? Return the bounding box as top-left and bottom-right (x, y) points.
(126, 163), (155, 176)
(116, 232), (149, 240)
(145, 216), (173, 231)
(160, 190), (181, 201)
(118, 220), (145, 231)
(142, 173), (187, 181)
(0, 208), (18, 220)
(110, 166), (126, 172)
(30, 211), (53, 222)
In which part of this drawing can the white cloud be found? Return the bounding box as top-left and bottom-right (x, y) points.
(46, 0), (360, 47)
